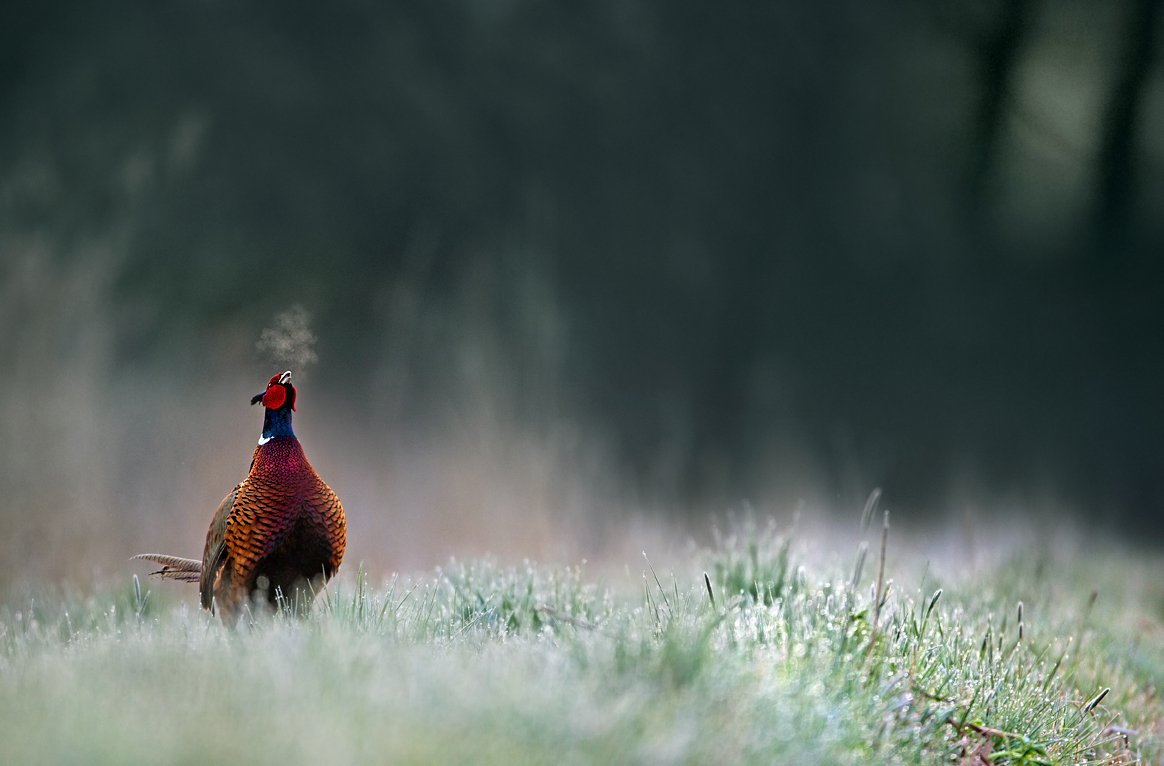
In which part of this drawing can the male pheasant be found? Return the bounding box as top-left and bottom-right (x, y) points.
(134, 371), (346, 620)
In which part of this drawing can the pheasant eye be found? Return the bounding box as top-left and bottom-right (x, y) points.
(262, 385), (287, 409)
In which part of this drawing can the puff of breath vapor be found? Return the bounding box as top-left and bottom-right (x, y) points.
(257, 306), (319, 374)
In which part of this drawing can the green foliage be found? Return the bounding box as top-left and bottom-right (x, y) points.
(0, 534), (1160, 765)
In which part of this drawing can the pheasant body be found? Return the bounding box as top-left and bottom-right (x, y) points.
(135, 371), (345, 621)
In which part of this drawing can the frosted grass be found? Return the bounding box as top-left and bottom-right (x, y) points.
(1, 535), (1160, 765)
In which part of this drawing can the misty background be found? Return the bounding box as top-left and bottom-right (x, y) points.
(1, 0), (1162, 587)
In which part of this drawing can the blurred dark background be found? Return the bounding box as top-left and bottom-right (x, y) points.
(1, 0), (1162, 585)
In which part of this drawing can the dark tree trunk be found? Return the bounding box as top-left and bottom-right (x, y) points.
(967, 0), (1038, 209)
(1094, 0), (1162, 254)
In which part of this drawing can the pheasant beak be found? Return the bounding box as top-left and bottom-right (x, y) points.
(278, 371), (292, 385)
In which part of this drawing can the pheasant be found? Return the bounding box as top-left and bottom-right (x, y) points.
(134, 371), (346, 620)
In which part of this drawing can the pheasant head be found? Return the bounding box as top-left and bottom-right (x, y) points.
(251, 370), (297, 443)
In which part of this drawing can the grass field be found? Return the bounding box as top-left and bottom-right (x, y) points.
(1, 520), (1161, 765)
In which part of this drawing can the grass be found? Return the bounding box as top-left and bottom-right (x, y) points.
(0, 520), (1161, 765)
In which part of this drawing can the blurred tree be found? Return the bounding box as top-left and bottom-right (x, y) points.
(1094, 0), (1162, 252)
(966, 0), (1039, 214)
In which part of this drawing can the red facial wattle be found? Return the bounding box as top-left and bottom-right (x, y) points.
(262, 385), (287, 409)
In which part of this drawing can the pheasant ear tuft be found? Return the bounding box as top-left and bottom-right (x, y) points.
(262, 385), (287, 410)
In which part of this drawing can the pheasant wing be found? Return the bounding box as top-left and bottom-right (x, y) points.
(200, 484), (240, 610)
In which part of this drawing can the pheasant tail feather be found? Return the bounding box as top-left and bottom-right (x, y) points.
(131, 553), (203, 583)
